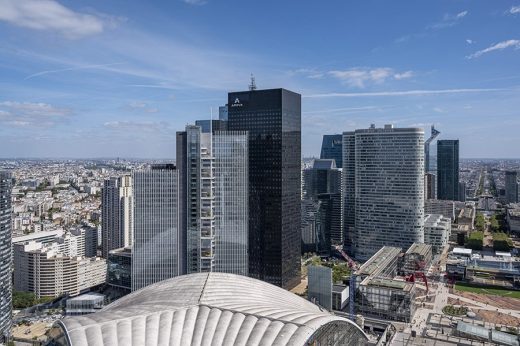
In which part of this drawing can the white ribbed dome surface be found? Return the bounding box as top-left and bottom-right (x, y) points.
(59, 273), (367, 346)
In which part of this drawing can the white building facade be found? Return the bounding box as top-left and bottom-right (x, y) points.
(343, 125), (425, 260)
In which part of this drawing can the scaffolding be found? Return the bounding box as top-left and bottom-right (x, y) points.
(356, 276), (416, 323)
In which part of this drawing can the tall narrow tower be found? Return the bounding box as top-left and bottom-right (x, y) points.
(101, 175), (133, 258)
(424, 125), (440, 173)
(437, 140), (460, 201)
(227, 87), (302, 290)
(177, 125), (249, 276)
(132, 165), (181, 291)
(0, 171), (12, 342)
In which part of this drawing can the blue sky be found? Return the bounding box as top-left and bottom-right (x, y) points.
(0, 0), (519, 158)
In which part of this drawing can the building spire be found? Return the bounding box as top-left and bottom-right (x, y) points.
(249, 73), (256, 91)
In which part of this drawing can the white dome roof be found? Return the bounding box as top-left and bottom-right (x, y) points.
(59, 272), (367, 346)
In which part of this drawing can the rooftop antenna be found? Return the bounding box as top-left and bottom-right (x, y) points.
(210, 107), (213, 134)
(249, 73), (257, 91)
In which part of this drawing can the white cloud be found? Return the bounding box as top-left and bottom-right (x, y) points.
(394, 71), (414, 80)
(327, 67), (413, 88)
(0, 0), (114, 38)
(128, 101), (159, 113)
(304, 88), (503, 98)
(183, 0), (207, 5)
(0, 101), (72, 127)
(24, 63), (125, 80)
(466, 39), (520, 59)
(466, 39), (474, 44)
(430, 10), (468, 29)
(510, 6), (520, 14)
(104, 121), (170, 133)
(455, 11), (468, 19)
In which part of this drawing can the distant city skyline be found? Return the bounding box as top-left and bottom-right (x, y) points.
(1, 1), (520, 158)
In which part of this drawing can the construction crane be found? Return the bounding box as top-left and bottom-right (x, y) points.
(424, 125), (440, 173)
(334, 245), (359, 270)
(405, 272), (429, 293)
(405, 255), (429, 292)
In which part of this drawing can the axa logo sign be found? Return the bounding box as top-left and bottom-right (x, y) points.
(231, 97), (243, 107)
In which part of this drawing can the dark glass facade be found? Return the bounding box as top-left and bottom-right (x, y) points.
(227, 88), (301, 290)
(194, 119), (228, 133)
(302, 159), (342, 249)
(107, 247), (132, 294)
(316, 193), (341, 255)
(320, 134), (343, 168)
(437, 140), (459, 201)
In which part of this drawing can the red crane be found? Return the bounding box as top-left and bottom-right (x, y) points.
(405, 272), (429, 292)
(335, 245), (358, 270)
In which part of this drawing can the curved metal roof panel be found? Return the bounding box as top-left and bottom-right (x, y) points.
(60, 272), (367, 346)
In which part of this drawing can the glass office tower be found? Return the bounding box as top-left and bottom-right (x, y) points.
(505, 171), (519, 204)
(0, 171), (12, 342)
(320, 134), (343, 168)
(131, 165), (181, 291)
(228, 88), (301, 290)
(177, 125), (249, 276)
(213, 131), (249, 275)
(437, 140), (459, 201)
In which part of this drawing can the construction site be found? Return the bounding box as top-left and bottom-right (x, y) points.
(350, 244), (433, 323)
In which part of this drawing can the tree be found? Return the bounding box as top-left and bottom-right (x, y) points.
(475, 213), (485, 231)
(332, 263), (351, 283)
(12, 291), (37, 309)
(466, 231), (484, 250)
(490, 215), (500, 232)
(493, 232), (513, 251)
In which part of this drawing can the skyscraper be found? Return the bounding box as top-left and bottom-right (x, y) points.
(177, 125), (249, 276)
(213, 131), (249, 275)
(458, 182), (467, 202)
(101, 175), (133, 258)
(320, 134), (343, 168)
(437, 140), (459, 201)
(131, 165), (181, 291)
(342, 132), (355, 253)
(505, 171), (519, 204)
(302, 159), (342, 251)
(302, 159), (341, 200)
(343, 125), (424, 260)
(228, 88), (301, 290)
(194, 119), (228, 133)
(219, 104), (228, 121)
(425, 173), (437, 200)
(0, 171), (12, 342)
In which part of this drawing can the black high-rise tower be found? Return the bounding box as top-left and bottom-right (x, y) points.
(227, 88), (301, 290)
(437, 140), (460, 201)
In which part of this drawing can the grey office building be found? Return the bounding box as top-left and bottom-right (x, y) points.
(131, 165), (181, 291)
(228, 88), (301, 290)
(505, 171), (519, 204)
(177, 125), (248, 276)
(343, 125), (424, 260)
(101, 175), (133, 259)
(308, 265), (333, 310)
(0, 171), (12, 341)
(437, 140), (459, 201)
(425, 172), (437, 200)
